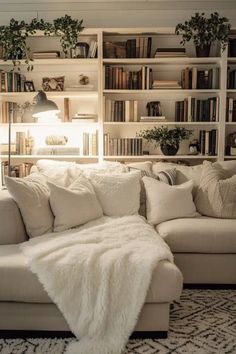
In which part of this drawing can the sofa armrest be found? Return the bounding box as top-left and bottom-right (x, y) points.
(0, 190), (27, 244)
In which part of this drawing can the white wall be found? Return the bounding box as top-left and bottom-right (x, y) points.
(0, 0), (236, 28)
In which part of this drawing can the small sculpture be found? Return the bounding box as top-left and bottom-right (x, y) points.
(45, 135), (68, 146)
(79, 74), (89, 86)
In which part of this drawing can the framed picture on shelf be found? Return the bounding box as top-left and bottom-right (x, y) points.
(42, 76), (65, 91)
(24, 80), (35, 92)
(71, 42), (89, 58)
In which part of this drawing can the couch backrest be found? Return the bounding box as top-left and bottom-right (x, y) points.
(0, 190), (27, 245)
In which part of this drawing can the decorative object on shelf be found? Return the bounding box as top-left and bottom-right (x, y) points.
(42, 76), (64, 91)
(189, 139), (200, 155)
(20, 101), (35, 123)
(72, 42), (89, 58)
(226, 132), (236, 156)
(79, 74), (89, 85)
(175, 12), (231, 57)
(139, 126), (193, 156)
(45, 135), (68, 146)
(146, 101), (162, 117)
(24, 80), (35, 92)
(32, 91), (60, 119)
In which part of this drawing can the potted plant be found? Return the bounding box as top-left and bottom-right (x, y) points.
(175, 12), (231, 57)
(139, 126), (193, 156)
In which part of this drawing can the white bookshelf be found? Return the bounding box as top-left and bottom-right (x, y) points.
(0, 26), (235, 184)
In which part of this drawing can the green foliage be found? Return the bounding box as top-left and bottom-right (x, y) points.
(0, 15), (84, 70)
(175, 12), (231, 50)
(139, 126), (193, 148)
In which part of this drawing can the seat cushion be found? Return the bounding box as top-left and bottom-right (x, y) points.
(0, 244), (182, 304)
(156, 217), (236, 253)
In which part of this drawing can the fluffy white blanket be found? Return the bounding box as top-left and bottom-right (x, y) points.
(21, 215), (173, 354)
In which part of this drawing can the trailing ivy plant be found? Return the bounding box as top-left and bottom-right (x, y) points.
(175, 12), (231, 51)
(52, 15), (84, 57)
(0, 15), (84, 71)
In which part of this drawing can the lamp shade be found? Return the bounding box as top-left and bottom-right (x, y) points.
(32, 91), (60, 118)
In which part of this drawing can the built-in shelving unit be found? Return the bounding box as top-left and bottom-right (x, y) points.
(0, 26), (236, 184)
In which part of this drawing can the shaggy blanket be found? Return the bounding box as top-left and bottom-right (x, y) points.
(21, 215), (173, 354)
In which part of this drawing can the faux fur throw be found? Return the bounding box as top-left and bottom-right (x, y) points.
(21, 215), (173, 354)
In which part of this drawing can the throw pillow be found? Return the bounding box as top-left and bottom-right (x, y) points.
(89, 171), (141, 216)
(195, 161), (236, 218)
(4, 174), (54, 238)
(129, 167), (176, 217)
(143, 177), (197, 225)
(48, 175), (103, 232)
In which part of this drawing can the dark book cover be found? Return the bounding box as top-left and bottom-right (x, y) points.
(147, 37), (152, 58)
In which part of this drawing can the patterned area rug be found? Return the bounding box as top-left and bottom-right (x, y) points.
(1, 289), (236, 354)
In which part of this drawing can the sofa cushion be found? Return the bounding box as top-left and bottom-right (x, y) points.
(0, 190), (27, 245)
(0, 244), (182, 304)
(156, 217), (236, 253)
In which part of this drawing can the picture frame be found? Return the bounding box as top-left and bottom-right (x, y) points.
(42, 76), (65, 91)
(24, 80), (35, 92)
(71, 42), (89, 58)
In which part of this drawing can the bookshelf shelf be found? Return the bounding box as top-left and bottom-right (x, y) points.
(0, 91), (98, 98)
(104, 155), (219, 160)
(103, 121), (219, 125)
(1, 155), (99, 159)
(103, 89), (221, 94)
(0, 59), (99, 66)
(224, 156), (236, 159)
(103, 57), (222, 65)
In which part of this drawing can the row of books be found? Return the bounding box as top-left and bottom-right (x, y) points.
(175, 97), (219, 122)
(181, 67), (219, 89)
(105, 66), (153, 90)
(83, 132), (98, 156)
(226, 98), (236, 122)
(0, 101), (21, 123)
(199, 129), (218, 156)
(0, 71), (26, 92)
(15, 132), (34, 155)
(103, 37), (152, 59)
(1, 162), (33, 183)
(105, 99), (138, 122)
(228, 69), (236, 89)
(104, 134), (143, 156)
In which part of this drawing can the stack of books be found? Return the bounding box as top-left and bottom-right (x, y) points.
(226, 98), (236, 122)
(139, 116), (166, 122)
(199, 129), (218, 156)
(33, 51), (60, 59)
(154, 48), (186, 57)
(152, 80), (181, 89)
(181, 67), (219, 89)
(175, 97), (219, 122)
(105, 66), (153, 90)
(0, 70), (26, 92)
(65, 84), (95, 91)
(104, 134), (143, 156)
(105, 99), (138, 122)
(72, 114), (97, 123)
(83, 131), (98, 156)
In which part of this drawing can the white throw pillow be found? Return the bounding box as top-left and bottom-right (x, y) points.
(89, 171), (141, 216)
(48, 175), (103, 232)
(143, 177), (197, 225)
(4, 174), (54, 238)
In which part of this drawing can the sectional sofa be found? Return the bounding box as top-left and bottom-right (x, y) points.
(0, 159), (235, 336)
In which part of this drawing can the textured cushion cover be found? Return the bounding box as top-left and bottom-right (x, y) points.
(48, 175), (103, 232)
(89, 171), (141, 216)
(143, 177), (197, 225)
(0, 244), (182, 304)
(4, 174), (54, 238)
(156, 217), (236, 253)
(128, 166), (176, 217)
(0, 190), (27, 244)
(195, 161), (236, 218)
